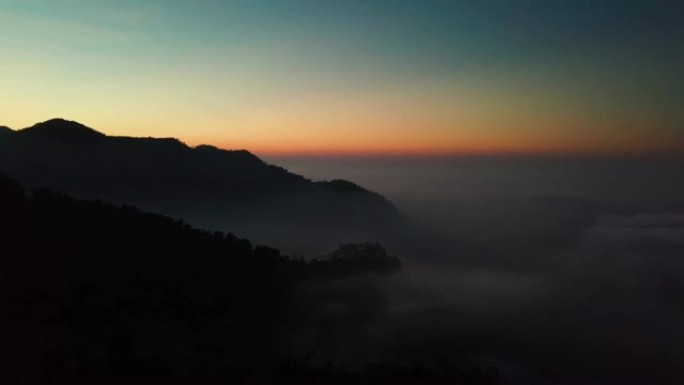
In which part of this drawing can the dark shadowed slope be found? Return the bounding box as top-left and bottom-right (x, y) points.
(0, 125), (13, 135)
(0, 174), (498, 383)
(0, 119), (406, 255)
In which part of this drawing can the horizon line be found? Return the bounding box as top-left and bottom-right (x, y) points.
(6, 118), (682, 159)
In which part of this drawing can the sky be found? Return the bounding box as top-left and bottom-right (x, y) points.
(1, 0), (682, 155)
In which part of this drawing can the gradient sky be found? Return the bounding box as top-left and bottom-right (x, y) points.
(1, 0), (682, 155)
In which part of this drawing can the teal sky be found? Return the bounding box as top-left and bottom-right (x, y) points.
(1, 0), (682, 154)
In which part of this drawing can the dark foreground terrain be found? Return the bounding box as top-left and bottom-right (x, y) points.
(0, 173), (498, 383)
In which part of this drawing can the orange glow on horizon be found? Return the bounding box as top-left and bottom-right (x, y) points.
(7, 113), (681, 159)
(197, 133), (684, 158)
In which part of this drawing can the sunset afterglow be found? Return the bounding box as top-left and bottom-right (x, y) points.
(1, 1), (682, 155)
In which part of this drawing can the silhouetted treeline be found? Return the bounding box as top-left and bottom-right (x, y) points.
(303, 243), (402, 279)
(1, 174), (469, 383)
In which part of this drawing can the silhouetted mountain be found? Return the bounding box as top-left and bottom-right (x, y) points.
(17, 118), (106, 142)
(315, 179), (390, 204)
(0, 174), (497, 383)
(0, 174), (400, 381)
(0, 119), (406, 255)
(0, 125), (13, 135)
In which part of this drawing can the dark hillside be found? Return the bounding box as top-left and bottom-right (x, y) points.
(0, 119), (405, 254)
(0, 174), (410, 382)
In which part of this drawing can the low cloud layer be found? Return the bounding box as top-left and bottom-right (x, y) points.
(290, 202), (684, 383)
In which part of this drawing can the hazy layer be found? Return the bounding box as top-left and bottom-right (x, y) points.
(267, 154), (684, 250)
(266, 154), (684, 383)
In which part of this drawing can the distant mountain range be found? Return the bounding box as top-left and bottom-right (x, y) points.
(0, 119), (407, 254)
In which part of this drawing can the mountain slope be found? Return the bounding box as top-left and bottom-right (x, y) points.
(0, 119), (405, 254)
(0, 173), (405, 382)
(17, 118), (105, 141)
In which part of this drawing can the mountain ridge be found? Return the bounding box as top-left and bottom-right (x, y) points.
(0, 118), (406, 254)
(17, 118), (106, 141)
